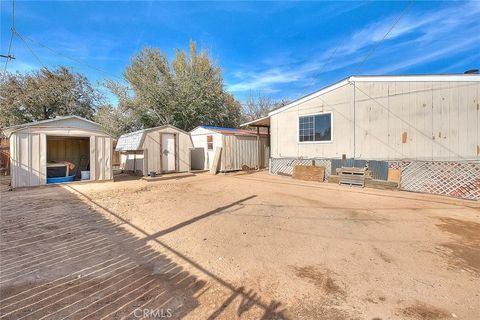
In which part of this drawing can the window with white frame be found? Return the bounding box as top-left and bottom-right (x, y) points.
(299, 113), (332, 142)
(207, 135), (213, 150)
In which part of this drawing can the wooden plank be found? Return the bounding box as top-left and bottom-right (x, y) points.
(387, 168), (401, 184)
(292, 165), (325, 182)
(209, 147), (223, 174)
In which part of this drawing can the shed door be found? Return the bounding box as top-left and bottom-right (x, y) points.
(161, 134), (175, 171)
(11, 133), (46, 188)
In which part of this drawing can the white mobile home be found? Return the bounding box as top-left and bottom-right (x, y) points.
(244, 74), (480, 199)
(266, 74), (479, 161)
(4, 116), (113, 188)
(116, 124), (193, 175)
(190, 126), (268, 172)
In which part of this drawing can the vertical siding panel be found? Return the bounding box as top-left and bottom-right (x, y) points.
(30, 134), (39, 186)
(477, 82), (480, 159)
(90, 136), (96, 180)
(10, 135), (16, 188)
(105, 137), (112, 180)
(450, 82), (460, 158)
(19, 134), (29, 187)
(464, 82), (477, 159)
(39, 134), (47, 184)
(458, 81), (468, 158)
(98, 137), (104, 180)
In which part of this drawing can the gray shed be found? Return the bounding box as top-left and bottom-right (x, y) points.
(116, 124), (193, 175)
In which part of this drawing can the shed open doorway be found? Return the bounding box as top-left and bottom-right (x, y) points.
(46, 136), (90, 183)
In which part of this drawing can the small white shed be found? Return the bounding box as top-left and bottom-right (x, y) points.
(3, 116), (113, 188)
(190, 125), (269, 172)
(116, 124), (193, 175)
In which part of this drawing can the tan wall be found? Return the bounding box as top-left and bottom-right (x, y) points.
(10, 130), (113, 188)
(142, 127), (193, 174)
(90, 136), (113, 181)
(271, 80), (480, 161)
(10, 133), (47, 187)
(271, 83), (353, 159)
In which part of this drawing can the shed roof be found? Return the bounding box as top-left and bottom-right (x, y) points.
(115, 130), (145, 151)
(115, 124), (188, 151)
(1, 115), (106, 138)
(195, 125), (265, 136)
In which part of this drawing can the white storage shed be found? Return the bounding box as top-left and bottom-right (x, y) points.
(3, 116), (113, 188)
(116, 124), (193, 175)
(190, 125), (269, 172)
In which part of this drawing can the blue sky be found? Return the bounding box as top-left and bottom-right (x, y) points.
(1, 1), (479, 104)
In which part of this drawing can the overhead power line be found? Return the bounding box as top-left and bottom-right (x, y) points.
(2, 0), (16, 78)
(354, 0), (415, 73)
(15, 31), (46, 68)
(316, 0), (376, 76)
(16, 32), (124, 81)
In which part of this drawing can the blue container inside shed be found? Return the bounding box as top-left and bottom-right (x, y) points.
(47, 175), (76, 184)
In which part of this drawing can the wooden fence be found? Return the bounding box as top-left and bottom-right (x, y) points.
(0, 138), (10, 175)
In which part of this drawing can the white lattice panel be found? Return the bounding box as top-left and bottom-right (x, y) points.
(270, 158), (331, 178)
(400, 161), (480, 200)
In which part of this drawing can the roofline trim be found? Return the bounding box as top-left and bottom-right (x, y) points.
(269, 74), (480, 117)
(2, 115), (108, 138)
(350, 74), (480, 82)
(269, 78), (350, 116)
(240, 115), (270, 127)
(119, 124), (189, 138)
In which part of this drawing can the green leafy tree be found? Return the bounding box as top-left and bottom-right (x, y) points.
(112, 41), (242, 131)
(94, 104), (140, 139)
(0, 67), (102, 127)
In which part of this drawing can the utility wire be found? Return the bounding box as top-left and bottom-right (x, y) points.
(316, 0), (375, 76)
(2, 0), (15, 78)
(15, 31), (46, 68)
(354, 0), (415, 73)
(17, 32), (124, 81)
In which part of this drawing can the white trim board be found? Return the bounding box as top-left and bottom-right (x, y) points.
(269, 74), (480, 117)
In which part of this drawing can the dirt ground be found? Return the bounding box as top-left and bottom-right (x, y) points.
(1, 171), (479, 320)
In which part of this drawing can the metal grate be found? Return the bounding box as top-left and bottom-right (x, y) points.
(270, 158), (331, 178)
(400, 161), (480, 200)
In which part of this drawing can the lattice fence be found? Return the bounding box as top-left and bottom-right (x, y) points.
(269, 158), (331, 178)
(399, 161), (480, 200)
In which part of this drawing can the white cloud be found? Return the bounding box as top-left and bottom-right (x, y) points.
(228, 1), (480, 94)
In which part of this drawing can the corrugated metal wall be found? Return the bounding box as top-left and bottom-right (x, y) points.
(10, 133), (47, 188)
(10, 133), (112, 188)
(90, 136), (113, 181)
(221, 135), (259, 171)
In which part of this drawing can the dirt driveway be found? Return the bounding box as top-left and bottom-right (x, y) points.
(1, 172), (479, 319)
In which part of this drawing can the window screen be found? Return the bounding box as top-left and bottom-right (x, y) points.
(207, 135), (213, 150)
(299, 113), (332, 142)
